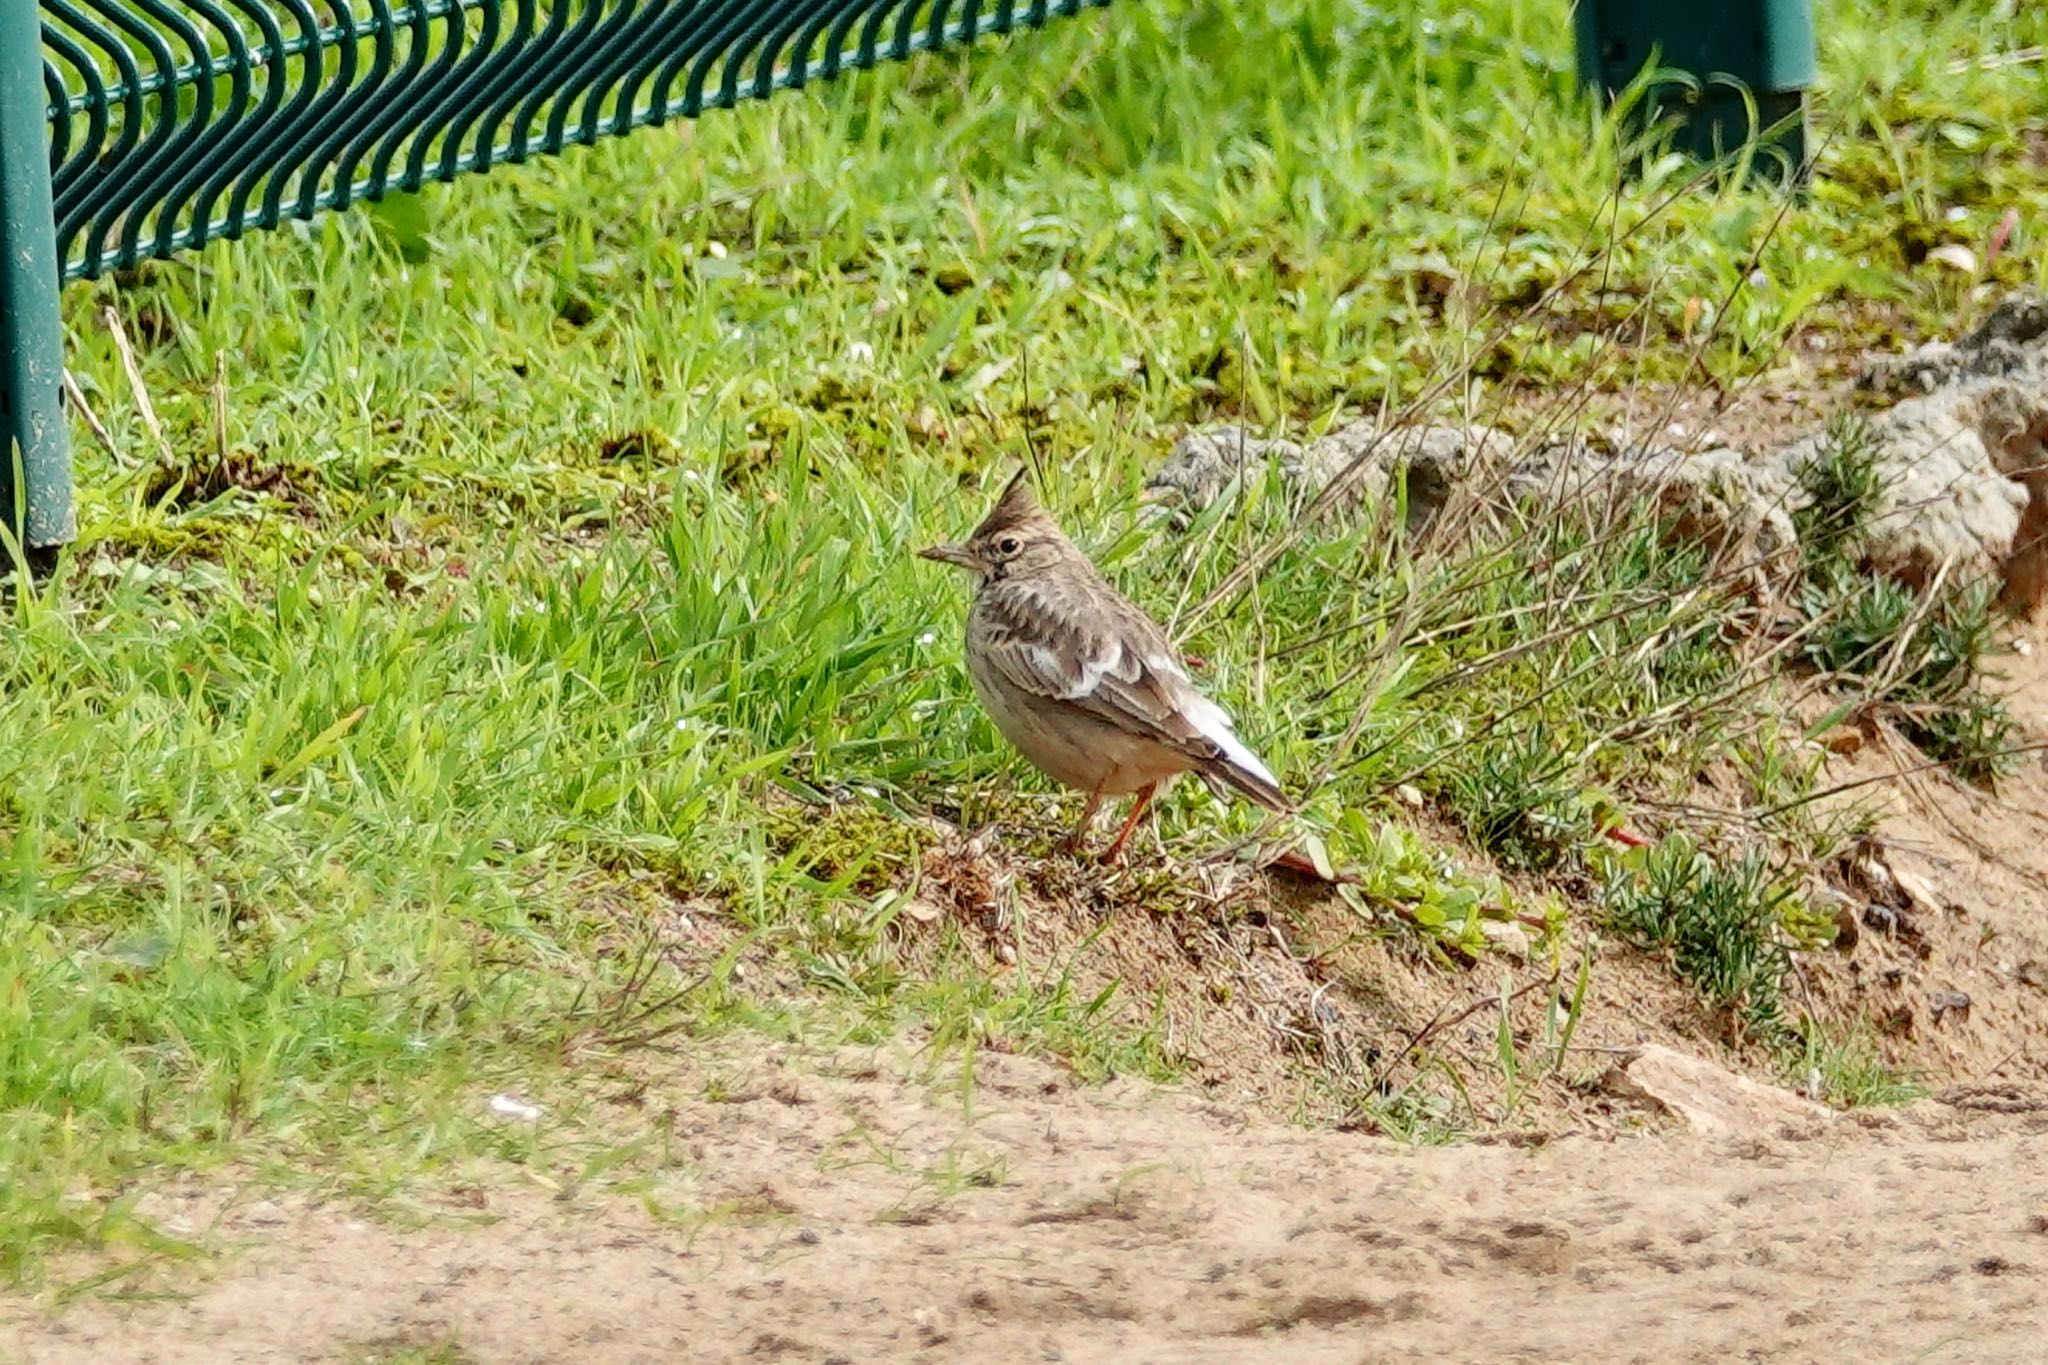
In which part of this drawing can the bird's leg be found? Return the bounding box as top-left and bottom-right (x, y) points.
(1099, 782), (1160, 866)
(1061, 785), (1105, 855)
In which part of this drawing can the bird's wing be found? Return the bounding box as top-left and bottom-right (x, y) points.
(975, 578), (1199, 739)
(974, 578), (1286, 810)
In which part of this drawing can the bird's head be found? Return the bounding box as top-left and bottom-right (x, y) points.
(917, 467), (1075, 582)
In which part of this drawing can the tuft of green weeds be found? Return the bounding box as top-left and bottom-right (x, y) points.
(1790, 413), (1886, 565)
(1320, 812), (1554, 958)
(1601, 835), (1817, 1043)
(1440, 729), (1592, 874)
(1788, 408), (2017, 785)
(1799, 569), (2016, 784)
(1799, 567), (1919, 676)
(1789, 1022), (1923, 1110)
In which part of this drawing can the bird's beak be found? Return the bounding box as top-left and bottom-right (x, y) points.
(917, 542), (979, 570)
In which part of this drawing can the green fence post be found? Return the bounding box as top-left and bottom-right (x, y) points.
(1574, 0), (1817, 180)
(1, 0), (74, 564)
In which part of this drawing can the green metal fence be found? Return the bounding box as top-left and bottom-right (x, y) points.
(1, 0), (1108, 561)
(1576, 0), (1816, 173)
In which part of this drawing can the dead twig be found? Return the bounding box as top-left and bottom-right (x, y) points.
(60, 369), (136, 471)
(103, 305), (174, 468)
(1394, 970), (1561, 1069)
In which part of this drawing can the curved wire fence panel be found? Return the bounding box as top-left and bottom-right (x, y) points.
(39, 0), (1107, 282)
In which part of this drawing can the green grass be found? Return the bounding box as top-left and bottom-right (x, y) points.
(1790, 1022), (1925, 1110)
(1790, 415), (1888, 564)
(1790, 415), (2021, 784)
(7, 0), (2046, 1283)
(340, 1339), (474, 1365)
(1600, 834), (1816, 1043)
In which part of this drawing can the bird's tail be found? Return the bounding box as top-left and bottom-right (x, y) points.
(1181, 694), (1294, 814)
(1199, 756), (1295, 815)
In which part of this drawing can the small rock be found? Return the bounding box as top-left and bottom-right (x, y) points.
(1142, 427), (1305, 523)
(1597, 444), (1803, 576)
(1890, 862), (1947, 919)
(1351, 422), (1517, 530)
(488, 1093), (543, 1123)
(1863, 295), (2048, 394)
(1844, 292), (2048, 605)
(242, 1200), (286, 1228)
(1479, 919), (1532, 959)
(1775, 396), (2030, 594)
(1820, 726), (1865, 757)
(1603, 1044), (1837, 1135)
(1142, 420), (1511, 530)
(1929, 243), (1980, 274)
(1930, 990), (1973, 1024)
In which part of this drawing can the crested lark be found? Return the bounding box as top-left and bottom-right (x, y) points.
(918, 468), (1291, 863)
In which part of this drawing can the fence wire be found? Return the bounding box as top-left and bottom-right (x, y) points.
(40, 0), (1105, 281)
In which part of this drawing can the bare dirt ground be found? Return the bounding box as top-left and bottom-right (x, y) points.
(1799, 617), (2048, 1091)
(4, 1042), (2045, 1365)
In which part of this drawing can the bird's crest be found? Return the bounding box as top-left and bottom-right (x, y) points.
(973, 466), (1051, 538)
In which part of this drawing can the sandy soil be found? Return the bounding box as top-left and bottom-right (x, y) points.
(4, 1041), (2045, 1365)
(1793, 619), (2048, 1094)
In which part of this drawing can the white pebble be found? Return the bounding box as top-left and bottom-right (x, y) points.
(488, 1094), (542, 1123)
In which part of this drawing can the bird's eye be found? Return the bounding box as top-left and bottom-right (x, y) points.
(997, 536), (1021, 555)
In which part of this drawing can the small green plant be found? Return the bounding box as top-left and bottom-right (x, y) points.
(1437, 730), (1594, 873)
(1799, 568), (2015, 785)
(1788, 1023), (1922, 1109)
(1798, 567), (1917, 678)
(1316, 813), (1542, 959)
(1353, 1066), (1466, 1145)
(1907, 691), (2017, 785)
(1790, 413), (1885, 567)
(1601, 835), (1810, 1042)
